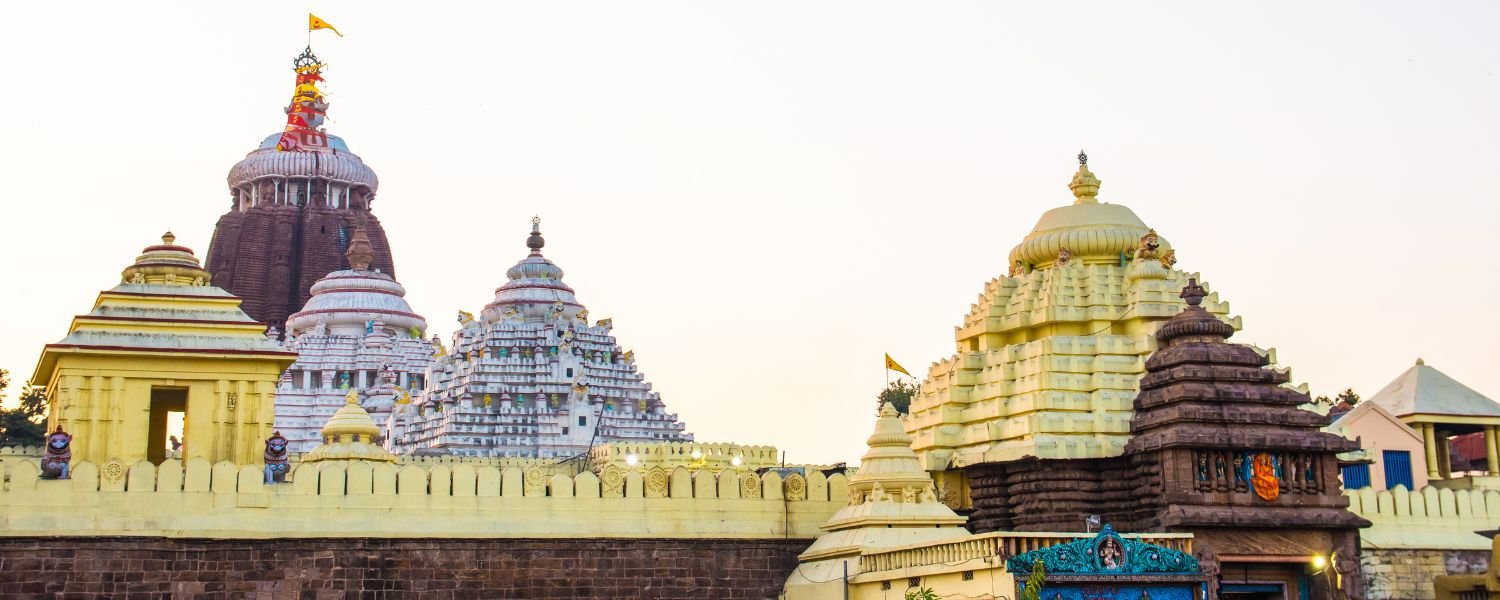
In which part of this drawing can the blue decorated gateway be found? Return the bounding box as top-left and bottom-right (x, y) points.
(1007, 525), (1206, 600)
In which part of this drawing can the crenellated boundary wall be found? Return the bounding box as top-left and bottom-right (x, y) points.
(0, 456), (847, 539)
(1346, 485), (1496, 600)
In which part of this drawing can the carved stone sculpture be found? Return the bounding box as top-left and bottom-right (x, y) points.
(264, 431), (291, 483)
(39, 426), (72, 479)
(1134, 229), (1160, 261)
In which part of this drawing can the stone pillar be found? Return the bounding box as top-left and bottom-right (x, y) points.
(1437, 434), (1453, 479)
(1424, 423), (1440, 479)
(1488, 426), (1500, 476)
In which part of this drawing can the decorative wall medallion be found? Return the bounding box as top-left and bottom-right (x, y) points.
(101, 458), (126, 485)
(739, 472), (760, 498)
(599, 464), (625, 496)
(783, 474), (807, 501)
(523, 465), (545, 496)
(645, 467), (669, 498)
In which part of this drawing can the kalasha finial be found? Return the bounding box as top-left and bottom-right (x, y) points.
(526, 217), (545, 252)
(1069, 153), (1101, 203)
(345, 227), (374, 271)
(162, 231), (176, 245)
(1180, 278), (1207, 307)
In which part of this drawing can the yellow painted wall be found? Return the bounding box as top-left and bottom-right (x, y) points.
(1346, 484), (1498, 550)
(41, 354), (284, 466)
(0, 457), (847, 540)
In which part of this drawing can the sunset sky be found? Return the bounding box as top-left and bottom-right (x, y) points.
(1, 2), (1496, 464)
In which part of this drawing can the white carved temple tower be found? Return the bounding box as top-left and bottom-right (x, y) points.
(272, 228), (435, 453)
(388, 219), (691, 457)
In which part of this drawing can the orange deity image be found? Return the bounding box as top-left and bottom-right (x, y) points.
(1251, 452), (1280, 502)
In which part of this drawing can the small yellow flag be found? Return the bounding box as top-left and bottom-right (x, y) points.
(885, 354), (912, 377)
(309, 13), (344, 37)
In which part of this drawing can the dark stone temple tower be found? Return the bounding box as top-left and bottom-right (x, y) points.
(965, 280), (1370, 599)
(206, 47), (395, 330)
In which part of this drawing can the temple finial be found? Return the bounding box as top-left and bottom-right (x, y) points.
(1180, 278), (1206, 307)
(276, 46), (330, 152)
(345, 227), (373, 271)
(526, 216), (545, 253)
(162, 231), (176, 245)
(1069, 153), (1101, 204)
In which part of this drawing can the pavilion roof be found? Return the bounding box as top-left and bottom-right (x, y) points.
(1368, 359), (1500, 420)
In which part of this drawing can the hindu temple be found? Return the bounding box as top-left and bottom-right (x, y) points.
(905, 154), (1239, 508)
(28, 233), (296, 466)
(2, 30), (1492, 598)
(271, 227), (435, 454)
(386, 219), (692, 457)
(205, 46), (397, 330)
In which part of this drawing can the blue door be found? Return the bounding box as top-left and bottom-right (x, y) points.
(1340, 463), (1371, 490)
(1383, 450), (1414, 490)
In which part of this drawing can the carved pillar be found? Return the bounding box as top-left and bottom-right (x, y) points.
(1487, 426), (1499, 476)
(1423, 423), (1440, 479)
(213, 379), (230, 463)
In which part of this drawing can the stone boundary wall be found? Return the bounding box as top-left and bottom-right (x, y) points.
(1361, 548), (1489, 600)
(0, 535), (807, 598)
(0, 457), (847, 539)
(1344, 485), (1497, 550)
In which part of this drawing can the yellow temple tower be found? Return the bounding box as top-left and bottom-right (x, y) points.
(906, 154), (1240, 497)
(29, 233), (297, 465)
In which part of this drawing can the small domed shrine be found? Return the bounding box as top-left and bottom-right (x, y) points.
(205, 46), (397, 330)
(272, 227), (434, 454)
(783, 403), (971, 599)
(301, 389), (397, 464)
(29, 233), (296, 465)
(388, 219), (692, 457)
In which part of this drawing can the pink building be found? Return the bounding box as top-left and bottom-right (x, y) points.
(1328, 401), (1427, 491)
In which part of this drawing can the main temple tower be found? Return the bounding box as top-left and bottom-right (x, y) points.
(206, 47), (395, 331)
(906, 154), (1240, 508)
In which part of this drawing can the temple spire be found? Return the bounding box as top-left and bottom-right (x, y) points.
(276, 46), (331, 152)
(526, 216), (545, 254)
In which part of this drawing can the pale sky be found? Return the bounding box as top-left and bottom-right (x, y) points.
(1, 2), (1496, 465)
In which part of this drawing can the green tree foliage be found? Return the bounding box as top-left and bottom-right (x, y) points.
(905, 587), (939, 600)
(877, 379), (920, 415)
(0, 369), (48, 447)
(1021, 559), (1047, 600)
(1316, 388), (1361, 410)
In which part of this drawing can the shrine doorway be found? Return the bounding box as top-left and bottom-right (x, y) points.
(1221, 583), (1285, 600)
(1218, 562), (1315, 600)
(146, 387), (187, 465)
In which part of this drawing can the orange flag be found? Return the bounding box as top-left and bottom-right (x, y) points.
(885, 354), (912, 377)
(309, 13), (343, 37)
